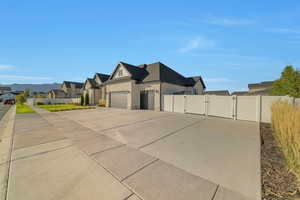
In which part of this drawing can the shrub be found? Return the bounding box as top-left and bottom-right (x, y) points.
(271, 100), (300, 182)
(80, 94), (84, 106)
(16, 94), (26, 104)
(98, 99), (106, 107)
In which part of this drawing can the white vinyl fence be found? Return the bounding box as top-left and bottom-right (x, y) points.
(163, 95), (298, 123)
(27, 98), (80, 105)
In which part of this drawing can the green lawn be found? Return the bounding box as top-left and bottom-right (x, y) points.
(37, 104), (93, 112)
(16, 104), (36, 114)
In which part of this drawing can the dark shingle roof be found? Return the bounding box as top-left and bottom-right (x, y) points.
(204, 90), (230, 96)
(86, 78), (99, 89)
(120, 62), (148, 81)
(248, 81), (274, 89)
(49, 89), (66, 95)
(231, 91), (249, 96)
(106, 61), (205, 88)
(62, 81), (84, 89)
(95, 73), (110, 83)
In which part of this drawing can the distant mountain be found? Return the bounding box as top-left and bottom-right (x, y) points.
(0, 83), (61, 93)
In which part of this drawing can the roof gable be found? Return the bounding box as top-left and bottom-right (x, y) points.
(109, 63), (131, 80)
(62, 81), (84, 89)
(94, 73), (110, 84)
(105, 61), (205, 89)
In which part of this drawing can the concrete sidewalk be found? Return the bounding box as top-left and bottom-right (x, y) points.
(4, 107), (260, 200)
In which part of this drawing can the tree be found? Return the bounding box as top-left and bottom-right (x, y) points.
(16, 94), (26, 104)
(24, 89), (30, 98)
(270, 66), (300, 98)
(80, 94), (84, 106)
(85, 93), (89, 105)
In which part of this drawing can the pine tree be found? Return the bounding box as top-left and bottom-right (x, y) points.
(270, 66), (300, 97)
(80, 94), (84, 106)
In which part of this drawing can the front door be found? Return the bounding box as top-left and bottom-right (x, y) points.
(140, 90), (154, 110)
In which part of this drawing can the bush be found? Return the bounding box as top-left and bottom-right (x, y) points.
(271, 101), (300, 182)
(16, 94), (26, 104)
(98, 99), (106, 107)
(80, 94), (84, 106)
(36, 102), (44, 105)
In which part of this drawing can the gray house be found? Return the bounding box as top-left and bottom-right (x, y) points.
(83, 61), (206, 110)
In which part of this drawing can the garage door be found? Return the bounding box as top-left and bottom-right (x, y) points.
(110, 91), (128, 109)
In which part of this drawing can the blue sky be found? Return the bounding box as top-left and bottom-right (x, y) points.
(0, 0), (300, 91)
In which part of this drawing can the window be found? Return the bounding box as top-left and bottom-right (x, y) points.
(118, 70), (123, 77)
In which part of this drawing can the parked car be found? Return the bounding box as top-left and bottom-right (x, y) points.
(4, 99), (15, 105)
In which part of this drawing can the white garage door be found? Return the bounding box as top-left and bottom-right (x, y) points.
(110, 91), (128, 109)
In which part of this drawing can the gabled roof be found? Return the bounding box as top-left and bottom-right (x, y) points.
(119, 62), (148, 80)
(62, 81), (84, 89)
(248, 81), (274, 89)
(85, 78), (99, 89)
(231, 91), (249, 96)
(204, 90), (230, 96)
(187, 76), (206, 89)
(105, 61), (206, 88)
(94, 73), (110, 83)
(49, 89), (66, 95)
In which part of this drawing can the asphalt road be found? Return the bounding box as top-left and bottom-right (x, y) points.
(0, 104), (11, 120)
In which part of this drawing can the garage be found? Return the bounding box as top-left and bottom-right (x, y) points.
(110, 91), (128, 109)
(140, 90), (155, 110)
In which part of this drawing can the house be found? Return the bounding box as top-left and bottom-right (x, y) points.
(204, 90), (230, 96)
(61, 81), (84, 98)
(83, 73), (110, 105)
(0, 87), (11, 95)
(86, 61), (205, 110)
(248, 81), (274, 95)
(231, 91), (249, 96)
(48, 81), (84, 99)
(48, 89), (67, 99)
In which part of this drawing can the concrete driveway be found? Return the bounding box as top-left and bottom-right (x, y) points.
(6, 107), (261, 200)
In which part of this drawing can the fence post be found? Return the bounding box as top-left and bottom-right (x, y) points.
(232, 95), (237, 120)
(204, 95), (208, 117)
(256, 95), (261, 122)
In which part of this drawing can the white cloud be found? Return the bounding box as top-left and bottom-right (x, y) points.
(265, 28), (300, 34)
(0, 74), (53, 81)
(0, 64), (15, 71)
(178, 37), (215, 53)
(202, 17), (254, 26)
(204, 78), (235, 83)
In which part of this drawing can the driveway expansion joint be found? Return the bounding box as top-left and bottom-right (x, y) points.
(120, 158), (159, 182)
(138, 119), (203, 149)
(210, 185), (219, 200)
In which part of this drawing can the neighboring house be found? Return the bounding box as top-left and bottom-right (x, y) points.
(248, 81), (274, 95)
(83, 73), (110, 105)
(61, 81), (84, 98)
(48, 89), (67, 99)
(0, 87), (11, 95)
(48, 81), (84, 99)
(32, 92), (47, 98)
(0, 93), (15, 102)
(231, 91), (249, 96)
(230, 81), (274, 96)
(98, 61), (206, 110)
(204, 90), (230, 96)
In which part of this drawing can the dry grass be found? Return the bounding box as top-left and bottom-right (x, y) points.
(271, 100), (300, 185)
